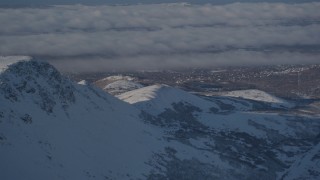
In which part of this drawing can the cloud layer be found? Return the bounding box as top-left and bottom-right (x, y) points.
(0, 2), (320, 71)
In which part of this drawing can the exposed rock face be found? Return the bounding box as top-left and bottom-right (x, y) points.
(0, 61), (75, 112)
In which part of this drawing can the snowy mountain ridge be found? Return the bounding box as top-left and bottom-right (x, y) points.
(0, 60), (165, 179)
(117, 83), (320, 179)
(117, 84), (220, 115)
(104, 80), (144, 95)
(98, 75), (135, 82)
(1, 60), (319, 180)
(222, 89), (293, 108)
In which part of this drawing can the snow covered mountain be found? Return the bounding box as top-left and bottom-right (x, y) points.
(1, 60), (319, 180)
(119, 84), (320, 179)
(0, 60), (165, 179)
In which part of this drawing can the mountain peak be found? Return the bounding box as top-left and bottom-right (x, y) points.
(0, 56), (32, 71)
(3, 60), (59, 78)
(0, 60), (75, 112)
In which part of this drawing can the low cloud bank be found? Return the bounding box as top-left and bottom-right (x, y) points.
(0, 3), (319, 71)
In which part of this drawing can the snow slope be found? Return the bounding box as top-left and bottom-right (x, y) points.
(99, 75), (135, 82)
(0, 60), (164, 179)
(282, 140), (320, 180)
(222, 89), (293, 107)
(118, 85), (314, 138)
(117, 84), (219, 115)
(104, 80), (144, 95)
(118, 84), (320, 179)
(1, 61), (319, 180)
(0, 61), (260, 180)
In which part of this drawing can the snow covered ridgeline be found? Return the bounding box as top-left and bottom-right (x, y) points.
(118, 84), (320, 179)
(117, 84), (311, 139)
(0, 60), (166, 179)
(0, 60), (319, 180)
(0, 56), (31, 71)
(100, 75), (135, 81)
(221, 89), (293, 108)
(118, 84), (319, 146)
(104, 80), (144, 95)
(94, 75), (143, 95)
(117, 84), (292, 115)
(117, 84), (220, 115)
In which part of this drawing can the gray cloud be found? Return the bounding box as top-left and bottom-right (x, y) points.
(0, 3), (319, 71)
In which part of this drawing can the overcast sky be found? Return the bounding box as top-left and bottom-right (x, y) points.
(0, 1), (319, 71)
(0, 0), (318, 6)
